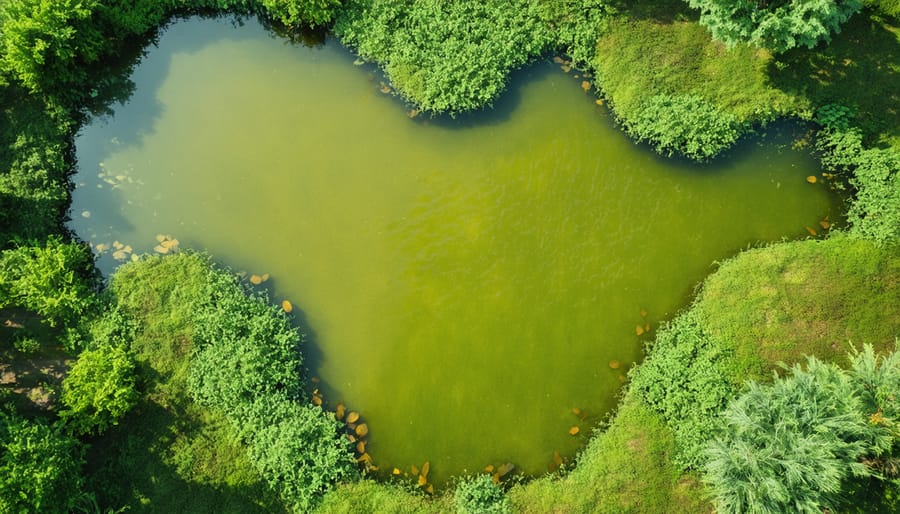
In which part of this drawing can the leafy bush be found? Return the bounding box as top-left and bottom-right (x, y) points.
(817, 128), (900, 245)
(241, 396), (356, 513)
(0, 412), (87, 513)
(189, 268), (304, 409)
(629, 309), (741, 468)
(181, 256), (355, 511)
(454, 473), (510, 514)
(260, 0), (341, 28)
(533, 0), (610, 66)
(622, 94), (743, 161)
(704, 345), (899, 514)
(864, 0), (900, 17)
(60, 341), (138, 435)
(334, 0), (555, 114)
(687, 0), (863, 53)
(0, 238), (97, 327)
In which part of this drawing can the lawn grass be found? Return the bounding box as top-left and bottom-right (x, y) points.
(696, 234), (900, 379)
(317, 480), (451, 513)
(594, 9), (801, 128)
(507, 395), (711, 513)
(84, 253), (285, 512)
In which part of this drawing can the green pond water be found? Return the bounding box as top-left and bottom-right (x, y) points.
(70, 17), (839, 485)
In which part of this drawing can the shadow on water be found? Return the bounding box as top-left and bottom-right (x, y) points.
(78, 14), (266, 152)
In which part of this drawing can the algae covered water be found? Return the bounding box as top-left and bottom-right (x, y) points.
(69, 17), (837, 485)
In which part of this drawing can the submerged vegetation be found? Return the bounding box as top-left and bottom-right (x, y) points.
(0, 0), (897, 512)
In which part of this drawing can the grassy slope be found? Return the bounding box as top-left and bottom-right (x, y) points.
(594, 2), (900, 153)
(85, 254), (285, 513)
(697, 235), (900, 378)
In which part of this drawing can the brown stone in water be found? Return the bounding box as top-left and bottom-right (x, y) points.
(497, 463), (514, 477)
(249, 274), (262, 285)
(645, 323), (651, 332)
(581, 80), (591, 92)
(312, 395), (322, 406)
(346, 411), (360, 424)
(357, 441), (366, 454)
(569, 426), (580, 436)
(417, 474), (427, 487)
(806, 175), (818, 184)
(571, 407), (581, 416)
(819, 220), (830, 229)
(282, 300), (293, 313)
(806, 226), (818, 236)
(609, 360), (621, 369)
(422, 461), (430, 477)
(553, 451), (563, 465)
(553, 56), (565, 64)
(411, 464), (420, 475)
(261, 273), (269, 282)
(635, 325), (645, 336)
(426, 484), (434, 494)
(335, 403), (345, 420)
(392, 468), (401, 475)
(484, 464), (494, 473)
(355, 423), (369, 437)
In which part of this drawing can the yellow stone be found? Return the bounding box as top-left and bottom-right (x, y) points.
(155, 234), (166, 242)
(806, 226), (818, 236)
(357, 441), (366, 454)
(261, 273), (269, 282)
(635, 325), (645, 336)
(819, 220), (830, 229)
(497, 463), (514, 477)
(484, 464), (494, 473)
(569, 426), (580, 436)
(411, 464), (419, 475)
(346, 411), (360, 424)
(355, 423), (369, 437)
(422, 461), (430, 477)
(282, 300), (293, 313)
(153, 245), (169, 254)
(552, 56), (564, 64)
(417, 475), (427, 487)
(806, 175), (818, 184)
(581, 80), (591, 92)
(249, 274), (262, 285)
(335, 403), (345, 420)
(595, 99), (604, 106)
(392, 468), (401, 475)
(609, 360), (621, 369)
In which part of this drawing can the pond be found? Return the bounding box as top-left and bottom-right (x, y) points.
(69, 16), (838, 486)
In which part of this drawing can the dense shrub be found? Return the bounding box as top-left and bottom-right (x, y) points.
(454, 473), (510, 514)
(687, 0), (863, 53)
(0, 412), (88, 513)
(182, 257), (355, 511)
(622, 94), (743, 161)
(704, 345), (899, 514)
(817, 127), (900, 245)
(629, 309), (741, 468)
(334, 0), (556, 114)
(260, 0), (341, 28)
(864, 0), (900, 17)
(60, 341), (138, 435)
(0, 238), (97, 327)
(241, 396), (356, 513)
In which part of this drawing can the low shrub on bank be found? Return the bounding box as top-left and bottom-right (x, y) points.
(334, 0), (556, 114)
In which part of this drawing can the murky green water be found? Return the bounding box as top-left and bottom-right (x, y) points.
(70, 17), (838, 485)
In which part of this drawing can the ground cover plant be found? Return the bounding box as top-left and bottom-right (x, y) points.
(0, 0), (897, 511)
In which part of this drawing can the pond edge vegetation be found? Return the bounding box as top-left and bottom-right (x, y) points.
(0, 0), (898, 512)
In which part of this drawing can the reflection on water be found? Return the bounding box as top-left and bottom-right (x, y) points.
(69, 17), (838, 485)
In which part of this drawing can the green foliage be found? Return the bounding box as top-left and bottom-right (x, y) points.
(817, 128), (900, 244)
(865, 0), (900, 16)
(0, 0), (102, 97)
(60, 341), (138, 436)
(189, 269), (304, 409)
(508, 396), (711, 513)
(0, 412), (87, 514)
(0, 238), (97, 328)
(687, 0), (863, 53)
(629, 309), (742, 468)
(334, 0), (556, 114)
(704, 346), (899, 514)
(622, 94), (743, 161)
(260, 0), (341, 28)
(241, 396), (356, 513)
(454, 474), (509, 514)
(592, 12), (801, 160)
(533, 0), (610, 66)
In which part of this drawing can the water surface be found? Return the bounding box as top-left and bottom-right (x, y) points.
(70, 17), (837, 485)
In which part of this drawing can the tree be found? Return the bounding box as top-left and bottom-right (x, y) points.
(0, 238), (98, 328)
(59, 341), (138, 435)
(686, 0), (863, 53)
(703, 346), (899, 513)
(0, 0), (103, 97)
(0, 412), (88, 513)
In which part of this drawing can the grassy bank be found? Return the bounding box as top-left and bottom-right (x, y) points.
(0, 0), (898, 512)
